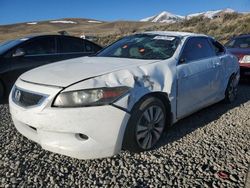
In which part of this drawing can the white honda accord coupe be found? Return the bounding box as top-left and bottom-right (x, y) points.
(9, 31), (239, 159)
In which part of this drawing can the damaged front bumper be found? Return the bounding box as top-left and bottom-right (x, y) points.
(9, 80), (130, 160)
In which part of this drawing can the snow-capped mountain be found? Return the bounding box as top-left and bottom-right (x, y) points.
(140, 11), (184, 23)
(186, 8), (235, 19)
(141, 8), (238, 23)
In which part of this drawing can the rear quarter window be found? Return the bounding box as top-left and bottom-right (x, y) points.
(59, 37), (85, 53)
(85, 41), (102, 53)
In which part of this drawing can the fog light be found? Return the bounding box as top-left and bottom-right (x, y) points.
(75, 133), (89, 140)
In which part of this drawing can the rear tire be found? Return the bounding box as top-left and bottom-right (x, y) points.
(122, 97), (168, 152)
(224, 75), (238, 103)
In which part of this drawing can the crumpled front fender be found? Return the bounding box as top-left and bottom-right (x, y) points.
(63, 58), (178, 121)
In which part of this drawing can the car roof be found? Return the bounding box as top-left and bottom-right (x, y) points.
(142, 31), (208, 38)
(4, 34), (102, 49)
(19, 34), (81, 40)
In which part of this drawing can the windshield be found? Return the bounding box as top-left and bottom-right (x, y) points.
(0, 39), (24, 55)
(225, 36), (250, 49)
(97, 34), (180, 60)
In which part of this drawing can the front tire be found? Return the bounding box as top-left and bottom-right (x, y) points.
(122, 97), (167, 152)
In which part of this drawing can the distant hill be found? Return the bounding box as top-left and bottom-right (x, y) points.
(0, 11), (250, 46)
(140, 8), (247, 23)
(186, 8), (236, 19)
(99, 12), (250, 45)
(151, 12), (250, 43)
(140, 11), (184, 23)
(0, 18), (161, 44)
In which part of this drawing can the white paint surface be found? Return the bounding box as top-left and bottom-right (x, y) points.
(10, 31), (240, 159)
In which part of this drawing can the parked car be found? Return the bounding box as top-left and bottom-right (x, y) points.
(225, 34), (250, 77)
(9, 31), (239, 159)
(0, 35), (102, 101)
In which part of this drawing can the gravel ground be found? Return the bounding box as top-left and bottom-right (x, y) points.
(0, 84), (250, 187)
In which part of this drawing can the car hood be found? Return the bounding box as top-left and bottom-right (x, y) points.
(20, 56), (160, 87)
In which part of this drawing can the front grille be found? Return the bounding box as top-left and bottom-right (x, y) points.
(12, 87), (46, 107)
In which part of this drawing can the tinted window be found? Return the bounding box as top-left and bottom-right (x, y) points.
(97, 34), (180, 60)
(85, 41), (94, 52)
(59, 37), (85, 53)
(0, 39), (23, 55)
(225, 36), (250, 48)
(94, 45), (102, 53)
(85, 41), (102, 53)
(21, 37), (56, 55)
(210, 40), (225, 55)
(180, 37), (215, 62)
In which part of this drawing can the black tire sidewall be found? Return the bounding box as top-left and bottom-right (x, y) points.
(122, 97), (167, 152)
(225, 75), (237, 103)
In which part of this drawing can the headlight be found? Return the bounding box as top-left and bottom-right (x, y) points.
(239, 55), (250, 63)
(53, 86), (130, 107)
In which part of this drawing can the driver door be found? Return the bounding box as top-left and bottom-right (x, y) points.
(176, 37), (219, 118)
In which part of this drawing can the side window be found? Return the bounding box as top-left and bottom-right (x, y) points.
(180, 37), (216, 63)
(59, 37), (85, 53)
(210, 40), (225, 55)
(85, 41), (94, 52)
(226, 37), (250, 48)
(85, 41), (102, 53)
(20, 37), (56, 55)
(93, 44), (102, 53)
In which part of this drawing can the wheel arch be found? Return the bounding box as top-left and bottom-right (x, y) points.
(131, 91), (173, 127)
(122, 91), (173, 151)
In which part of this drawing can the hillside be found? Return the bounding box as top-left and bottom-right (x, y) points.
(154, 12), (250, 43)
(0, 13), (250, 46)
(96, 12), (250, 46)
(0, 18), (161, 44)
(140, 8), (237, 23)
(141, 11), (184, 23)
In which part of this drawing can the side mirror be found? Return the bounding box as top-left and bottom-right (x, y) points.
(12, 48), (25, 57)
(179, 58), (186, 64)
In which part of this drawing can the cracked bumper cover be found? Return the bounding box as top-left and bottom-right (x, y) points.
(9, 80), (130, 160)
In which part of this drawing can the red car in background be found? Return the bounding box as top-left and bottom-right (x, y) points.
(225, 34), (250, 77)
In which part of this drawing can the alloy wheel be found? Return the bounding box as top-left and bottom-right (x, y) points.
(135, 105), (165, 150)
